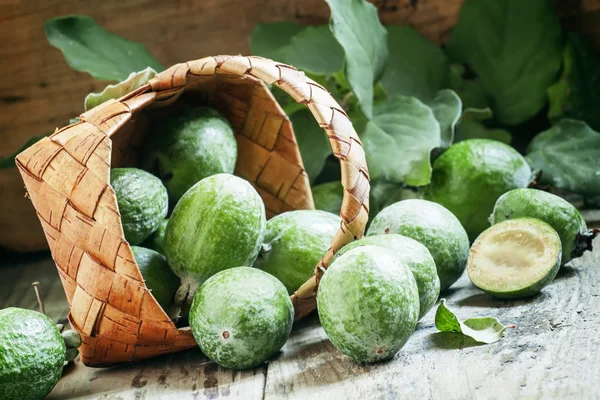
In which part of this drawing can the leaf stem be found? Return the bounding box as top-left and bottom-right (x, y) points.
(32, 281), (46, 315)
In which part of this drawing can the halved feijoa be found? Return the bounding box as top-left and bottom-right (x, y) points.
(467, 218), (562, 299)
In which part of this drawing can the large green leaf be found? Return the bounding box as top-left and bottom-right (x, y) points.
(250, 23), (343, 76)
(427, 89), (462, 147)
(361, 95), (441, 186)
(435, 299), (514, 344)
(526, 119), (600, 197)
(250, 22), (304, 61)
(449, 63), (489, 109)
(45, 16), (163, 81)
(325, 0), (388, 119)
(547, 33), (600, 131)
(455, 108), (512, 144)
(381, 25), (449, 101)
(0, 135), (47, 169)
(85, 67), (156, 111)
(447, 0), (562, 125)
(290, 109), (332, 184)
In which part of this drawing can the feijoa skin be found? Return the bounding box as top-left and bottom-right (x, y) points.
(141, 219), (168, 255)
(141, 107), (237, 203)
(189, 267), (294, 370)
(0, 308), (66, 400)
(491, 188), (587, 265)
(131, 246), (180, 319)
(165, 174), (266, 307)
(255, 210), (340, 294)
(332, 234), (440, 319)
(368, 199), (469, 292)
(111, 168), (169, 245)
(311, 182), (343, 215)
(317, 246), (420, 363)
(467, 218), (562, 299)
(425, 139), (532, 241)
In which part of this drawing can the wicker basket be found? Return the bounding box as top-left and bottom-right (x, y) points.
(15, 55), (369, 367)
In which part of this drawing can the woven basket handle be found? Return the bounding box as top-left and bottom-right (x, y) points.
(144, 56), (371, 319)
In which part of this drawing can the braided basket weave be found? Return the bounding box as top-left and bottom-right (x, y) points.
(15, 55), (369, 367)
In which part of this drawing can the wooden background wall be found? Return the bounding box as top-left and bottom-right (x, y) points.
(1, 0), (598, 252)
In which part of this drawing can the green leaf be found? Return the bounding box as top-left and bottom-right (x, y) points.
(0, 135), (47, 169)
(381, 25), (449, 101)
(85, 67), (156, 111)
(250, 22), (304, 61)
(455, 108), (512, 144)
(281, 26), (344, 75)
(290, 109), (332, 184)
(45, 15), (163, 81)
(547, 33), (600, 131)
(435, 299), (514, 344)
(361, 95), (441, 186)
(447, 0), (562, 125)
(427, 89), (462, 147)
(325, 0), (388, 119)
(526, 119), (600, 197)
(449, 63), (489, 109)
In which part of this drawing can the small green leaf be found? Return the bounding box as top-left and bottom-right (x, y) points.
(447, 0), (562, 125)
(250, 22), (304, 61)
(0, 135), (47, 169)
(455, 108), (512, 144)
(435, 299), (514, 344)
(449, 63), (489, 109)
(325, 0), (388, 119)
(45, 15), (163, 81)
(381, 25), (449, 101)
(85, 67), (156, 111)
(547, 33), (600, 131)
(526, 119), (600, 197)
(290, 109), (332, 183)
(427, 89), (462, 147)
(361, 95), (441, 186)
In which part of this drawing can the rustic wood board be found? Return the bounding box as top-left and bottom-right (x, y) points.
(1, 234), (599, 399)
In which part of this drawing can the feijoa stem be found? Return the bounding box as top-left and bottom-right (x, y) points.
(32, 281), (45, 315)
(573, 229), (600, 259)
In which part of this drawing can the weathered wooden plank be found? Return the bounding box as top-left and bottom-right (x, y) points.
(263, 238), (600, 400)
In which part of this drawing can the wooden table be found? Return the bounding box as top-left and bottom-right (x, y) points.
(1, 232), (599, 400)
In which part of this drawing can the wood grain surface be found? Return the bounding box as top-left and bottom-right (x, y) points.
(2, 232), (598, 399)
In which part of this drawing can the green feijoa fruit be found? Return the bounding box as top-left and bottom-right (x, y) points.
(333, 234), (440, 319)
(467, 218), (562, 299)
(111, 168), (168, 245)
(368, 199), (469, 292)
(189, 267), (293, 369)
(255, 210), (340, 294)
(165, 174), (266, 307)
(425, 139), (532, 240)
(491, 188), (587, 265)
(141, 107), (237, 203)
(0, 308), (66, 400)
(318, 246), (419, 363)
(131, 246), (180, 319)
(311, 181), (343, 215)
(141, 219), (168, 255)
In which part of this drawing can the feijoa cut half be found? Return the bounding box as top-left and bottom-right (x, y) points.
(467, 218), (562, 299)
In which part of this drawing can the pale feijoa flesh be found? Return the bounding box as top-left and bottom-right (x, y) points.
(467, 218), (562, 299)
(189, 267), (293, 370)
(254, 210), (340, 294)
(491, 188), (587, 265)
(165, 174), (266, 307)
(332, 234), (440, 320)
(368, 199), (469, 291)
(317, 246), (420, 363)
